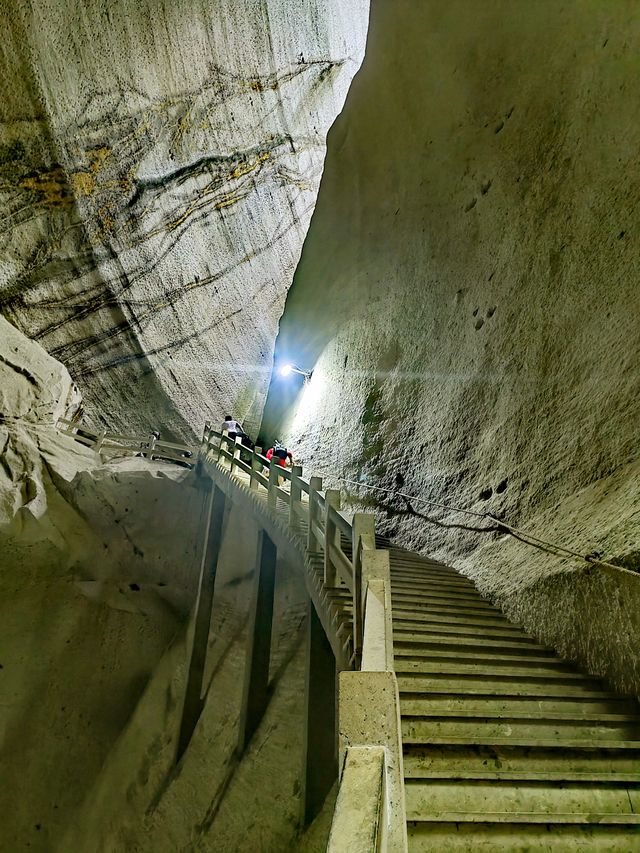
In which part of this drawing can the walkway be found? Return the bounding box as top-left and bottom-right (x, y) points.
(59, 420), (640, 851)
(198, 428), (640, 851)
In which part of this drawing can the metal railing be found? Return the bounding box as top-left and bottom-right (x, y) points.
(202, 424), (408, 852)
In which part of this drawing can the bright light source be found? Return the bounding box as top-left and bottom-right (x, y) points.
(279, 363), (293, 377)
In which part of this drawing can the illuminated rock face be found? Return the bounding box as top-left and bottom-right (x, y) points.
(267, 1), (640, 689)
(0, 0), (369, 437)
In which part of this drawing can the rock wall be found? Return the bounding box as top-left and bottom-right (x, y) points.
(264, 1), (640, 693)
(0, 318), (314, 849)
(0, 0), (369, 437)
(0, 456), (204, 850)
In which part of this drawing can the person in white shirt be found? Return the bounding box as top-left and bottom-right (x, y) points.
(221, 415), (243, 438)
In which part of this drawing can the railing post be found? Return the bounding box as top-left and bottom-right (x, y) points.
(145, 432), (157, 459)
(94, 428), (107, 454)
(201, 421), (211, 453)
(361, 550), (393, 673)
(250, 447), (262, 490)
(336, 670), (407, 852)
(289, 465), (303, 528)
(218, 428), (228, 461)
(323, 490), (341, 588)
(307, 476), (322, 553)
(230, 435), (242, 475)
(327, 747), (385, 852)
(351, 514), (376, 667)
(268, 459), (279, 508)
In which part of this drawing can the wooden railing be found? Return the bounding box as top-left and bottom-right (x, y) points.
(202, 425), (408, 851)
(57, 419), (196, 466)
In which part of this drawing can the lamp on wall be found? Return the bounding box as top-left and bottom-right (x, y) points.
(278, 363), (313, 381)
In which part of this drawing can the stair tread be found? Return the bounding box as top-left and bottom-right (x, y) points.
(404, 769), (640, 782)
(392, 599), (502, 613)
(393, 610), (511, 626)
(396, 679), (616, 699)
(391, 574), (477, 589)
(399, 693), (638, 715)
(394, 624), (529, 641)
(391, 594), (499, 612)
(400, 703), (640, 720)
(407, 812), (640, 825)
(394, 634), (552, 652)
(401, 735), (640, 748)
(395, 662), (594, 679)
(391, 584), (484, 596)
(394, 647), (561, 664)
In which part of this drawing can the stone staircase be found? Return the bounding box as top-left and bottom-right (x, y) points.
(63, 421), (640, 849)
(388, 545), (640, 851)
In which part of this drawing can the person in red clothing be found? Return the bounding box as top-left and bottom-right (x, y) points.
(265, 442), (293, 468)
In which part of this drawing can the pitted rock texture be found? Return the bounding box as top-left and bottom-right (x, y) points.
(0, 459), (204, 851)
(264, 1), (640, 692)
(0, 0), (369, 438)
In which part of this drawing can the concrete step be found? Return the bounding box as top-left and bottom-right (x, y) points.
(391, 572), (470, 585)
(392, 583), (485, 602)
(391, 571), (477, 590)
(391, 593), (500, 615)
(396, 673), (613, 698)
(401, 707), (640, 726)
(395, 648), (576, 670)
(388, 563), (460, 579)
(394, 629), (546, 652)
(392, 596), (504, 624)
(399, 692), (639, 718)
(392, 599), (504, 618)
(387, 552), (454, 567)
(403, 744), (640, 782)
(404, 779), (640, 821)
(393, 632), (556, 668)
(393, 608), (515, 628)
(406, 822), (640, 852)
(401, 715), (640, 743)
(392, 621), (532, 641)
(395, 659), (608, 682)
(393, 634), (555, 658)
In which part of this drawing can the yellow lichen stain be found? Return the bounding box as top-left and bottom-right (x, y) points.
(246, 78), (279, 93)
(20, 166), (73, 207)
(88, 146), (111, 171)
(71, 170), (95, 196)
(215, 193), (240, 210)
(88, 204), (118, 245)
(229, 151), (269, 180)
(276, 169), (309, 191)
(70, 146), (113, 197)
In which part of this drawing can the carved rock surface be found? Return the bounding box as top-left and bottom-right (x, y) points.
(0, 0), (369, 437)
(0, 314), (92, 523)
(265, 2), (640, 692)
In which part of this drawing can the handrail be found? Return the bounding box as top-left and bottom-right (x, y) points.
(327, 746), (385, 851)
(56, 419), (196, 464)
(200, 422), (408, 851)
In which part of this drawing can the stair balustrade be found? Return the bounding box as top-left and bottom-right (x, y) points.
(56, 418), (196, 465)
(57, 417), (640, 849)
(201, 424), (408, 852)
